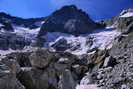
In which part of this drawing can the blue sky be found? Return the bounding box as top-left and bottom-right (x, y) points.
(0, 0), (133, 20)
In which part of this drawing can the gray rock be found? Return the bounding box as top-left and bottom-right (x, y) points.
(103, 56), (116, 67)
(51, 37), (70, 51)
(115, 17), (133, 32)
(59, 69), (76, 89)
(80, 73), (94, 85)
(121, 84), (129, 89)
(29, 48), (55, 69)
(8, 52), (31, 67)
(0, 61), (25, 89)
(18, 67), (57, 89)
(123, 22), (133, 34)
(26, 48), (80, 89)
(1, 56), (21, 74)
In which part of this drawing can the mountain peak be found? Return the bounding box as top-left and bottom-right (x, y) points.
(0, 12), (13, 20)
(54, 5), (78, 13)
(52, 5), (90, 19)
(0, 12), (10, 16)
(38, 5), (103, 38)
(61, 5), (77, 10)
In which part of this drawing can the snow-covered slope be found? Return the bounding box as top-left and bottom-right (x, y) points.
(43, 26), (120, 55)
(120, 12), (133, 18)
(89, 27), (120, 50)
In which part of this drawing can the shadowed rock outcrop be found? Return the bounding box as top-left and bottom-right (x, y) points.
(0, 33), (31, 50)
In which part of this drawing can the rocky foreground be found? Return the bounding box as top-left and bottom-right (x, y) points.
(0, 5), (133, 89)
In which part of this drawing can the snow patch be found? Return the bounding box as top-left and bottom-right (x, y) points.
(120, 12), (133, 18)
(0, 49), (16, 60)
(33, 21), (45, 27)
(0, 23), (4, 27)
(13, 25), (40, 42)
(90, 28), (120, 50)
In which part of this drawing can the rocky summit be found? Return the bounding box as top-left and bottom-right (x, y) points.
(38, 5), (102, 36)
(0, 5), (133, 89)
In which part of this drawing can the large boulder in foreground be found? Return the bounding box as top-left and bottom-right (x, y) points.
(17, 48), (79, 89)
(0, 57), (25, 89)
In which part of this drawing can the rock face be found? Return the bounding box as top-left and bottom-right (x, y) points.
(0, 21), (14, 31)
(51, 38), (70, 51)
(37, 5), (103, 39)
(110, 24), (133, 59)
(115, 17), (133, 33)
(102, 8), (133, 33)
